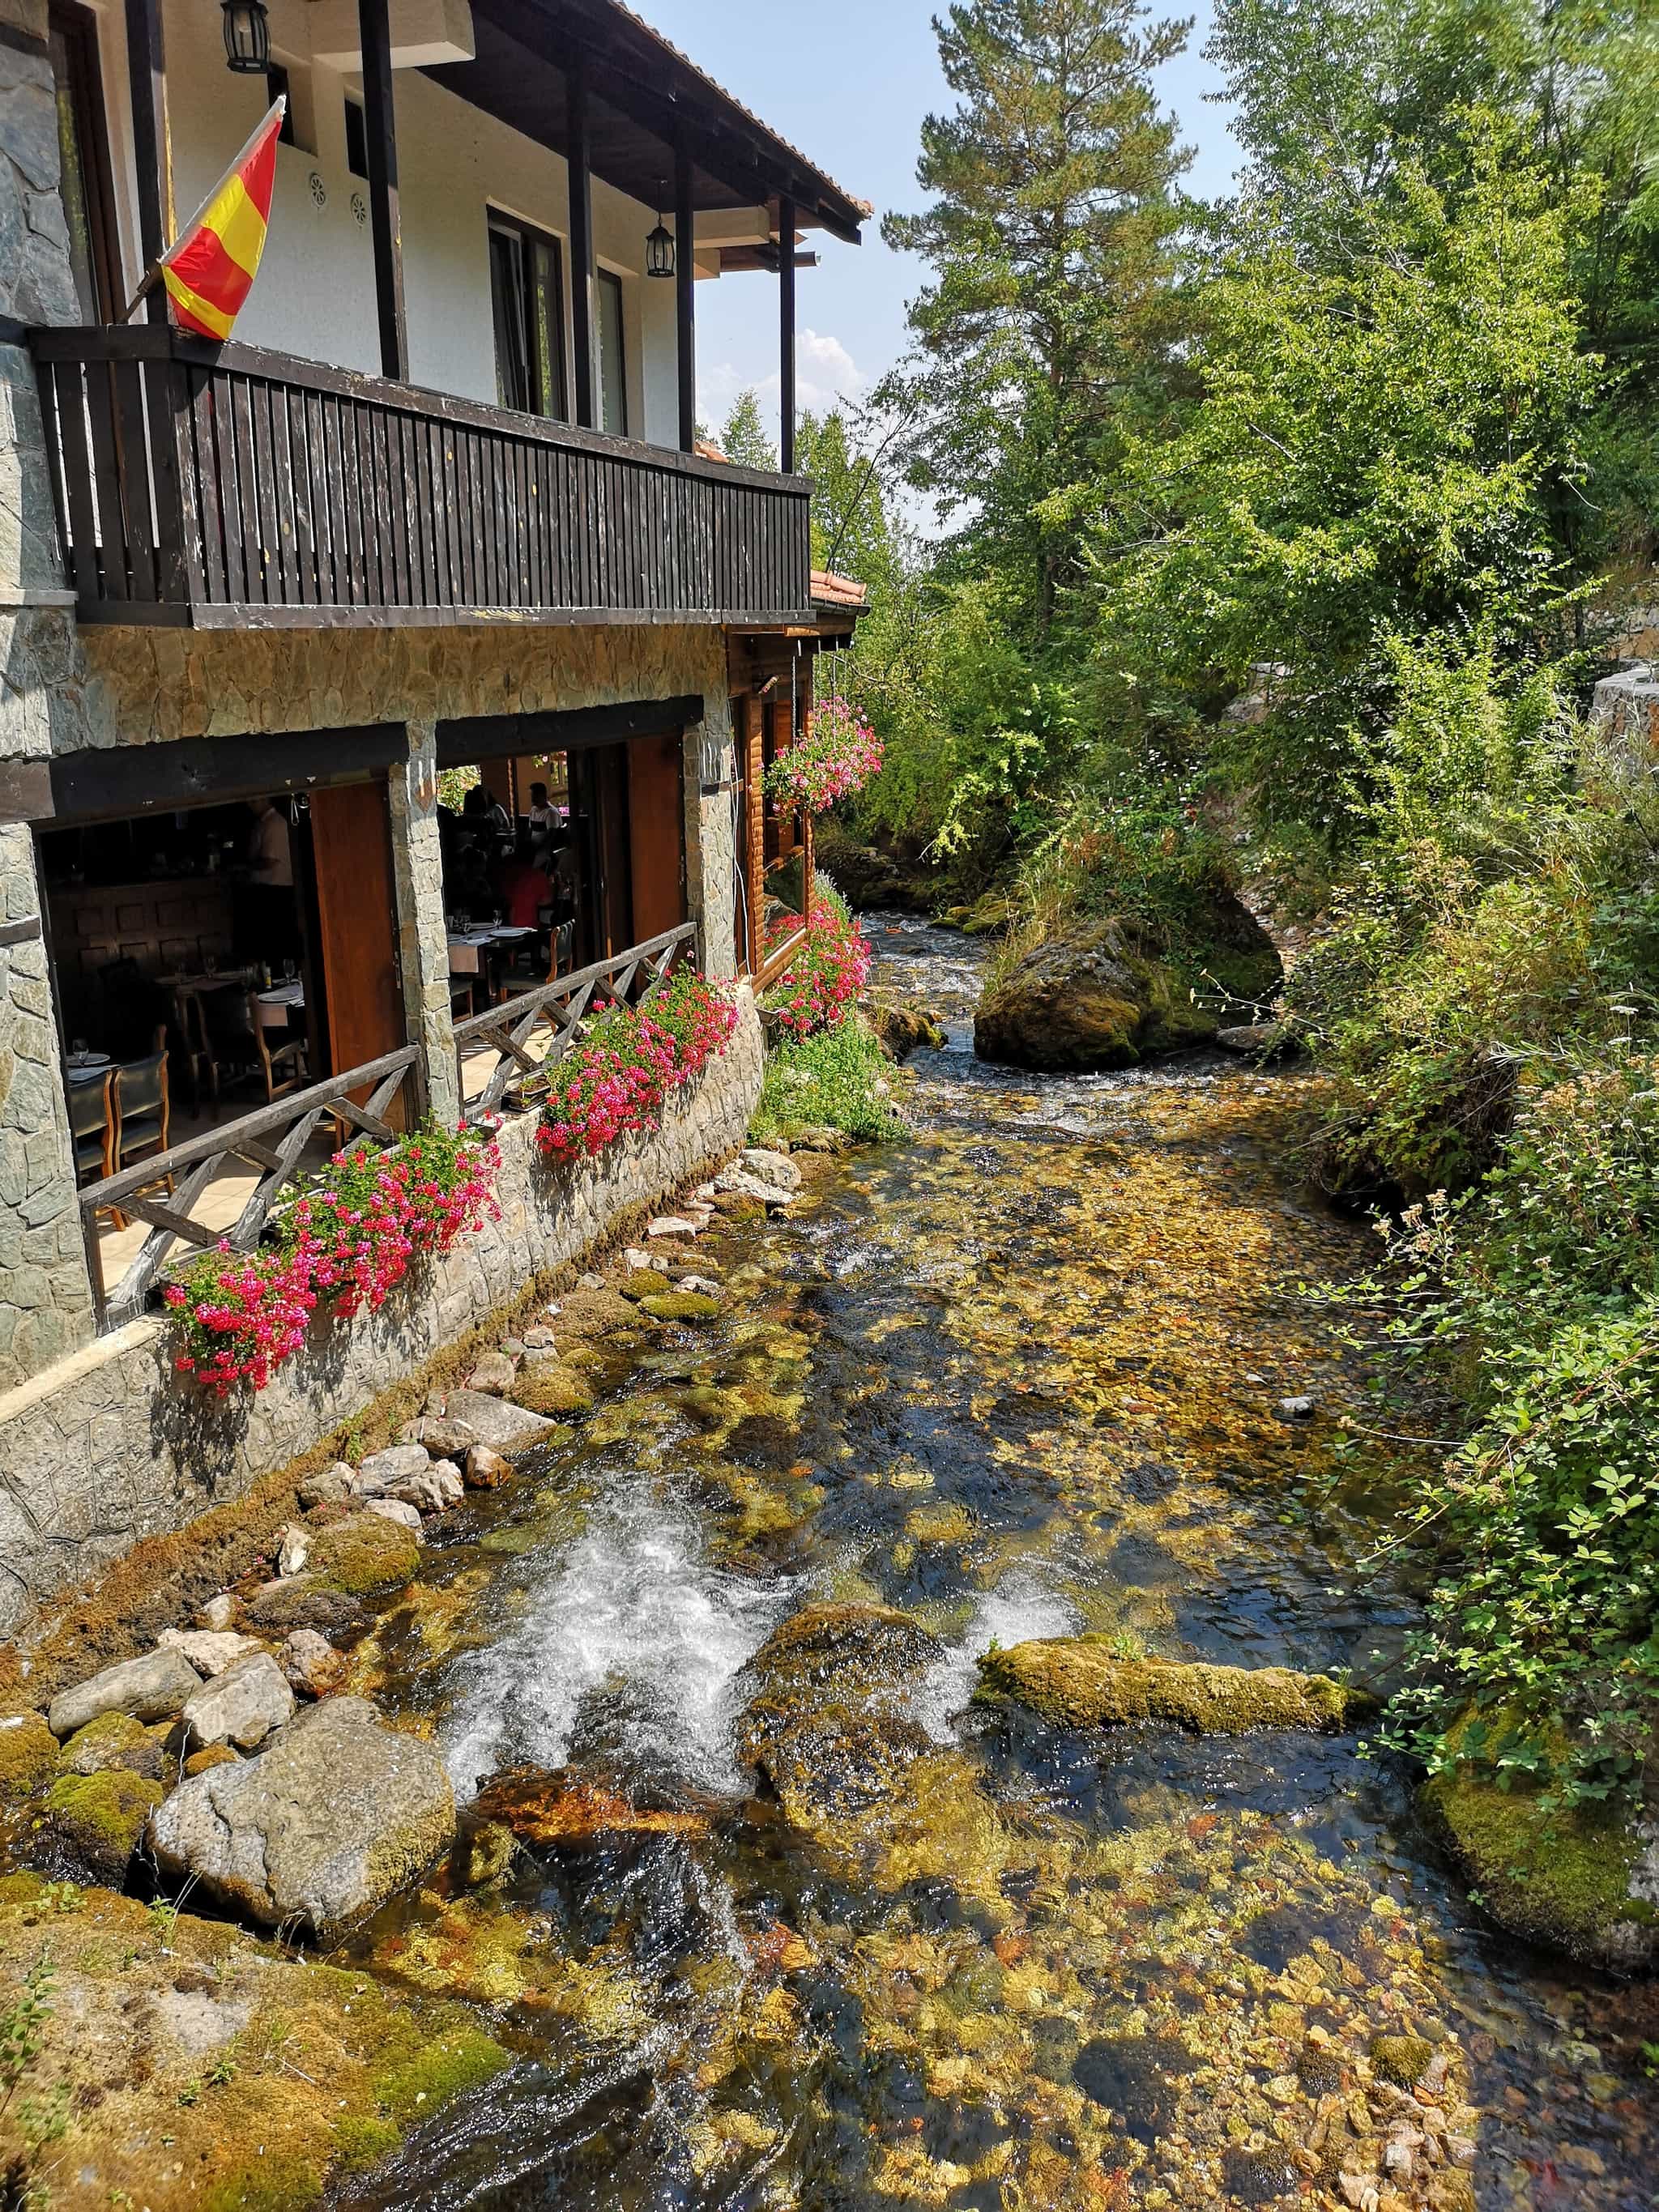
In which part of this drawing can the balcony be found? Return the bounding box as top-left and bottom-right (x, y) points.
(32, 325), (813, 631)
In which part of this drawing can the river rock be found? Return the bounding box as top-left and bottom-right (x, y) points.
(195, 1594), (240, 1632)
(352, 1443), (433, 1497)
(740, 1148), (803, 1192)
(306, 1511), (422, 1591)
(552, 1287), (640, 1337)
(463, 1444), (513, 1490)
(975, 907), (1281, 1072)
(279, 1630), (348, 1699)
(57, 1711), (165, 1781)
(146, 1695), (456, 1942)
(386, 1463), (463, 1514)
(0, 1711), (58, 1800)
(465, 1351), (518, 1396)
(1277, 1395), (1317, 1421)
(616, 1266), (674, 1300)
(277, 1524), (310, 1576)
(638, 1292), (722, 1324)
(513, 1362), (595, 1417)
(157, 1629), (267, 1677)
(866, 1000), (947, 1060)
(245, 1576), (367, 1638)
(975, 1639), (1376, 1733)
(433, 1389), (558, 1453)
(471, 1767), (711, 1846)
(1216, 1021), (1299, 1061)
(297, 1463), (355, 1510)
(1422, 1711), (1659, 1970)
(711, 1168), (793, 1209)
(365, 1497), (424, 1535)
(182, 1653), (296, 1751)
(48, 1647), (203, 1739)
(647, 1214), (702, 1238)
(44, 1769), (164, 1884)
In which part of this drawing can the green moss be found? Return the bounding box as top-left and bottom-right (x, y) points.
(617, 1268), (675, 1299)
(975, 1638), (1376, 1735)
(199, 2157), (326, 2211)
(332, 2114), (402, 2172)
(0, 1712), (58, 1801)
(513, 1363), (595, 1417)
(58, 1710), (162, 1779)
(306, 1513), (420, 1597)
(43, 1768), (164, 1880)
(1422, 1728), (1657, 1970)
(1370, 2033), (1432, 2086)
(369, 2019), (510, 2122)
(638, 1293), (723, 1323)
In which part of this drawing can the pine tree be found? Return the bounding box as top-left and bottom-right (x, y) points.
(884, 0), (1192, 635)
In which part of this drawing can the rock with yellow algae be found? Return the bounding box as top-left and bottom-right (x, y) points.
(639, 1291), (724, 1323)
(512, 1362), (596, 1417)
(305, 1511), (423, 1598)
(56, 1709), (165, 1780)
(472, 1766), (711, 1847)
(0, 1711), (58, 1800)
(975, 1637), (1375, 1735)
(41, 1767), (164, 1882)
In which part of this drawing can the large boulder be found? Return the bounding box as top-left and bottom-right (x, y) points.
(975, 1638), (1376, 1734)
(975, 909), (1281, 1073)
(1422, 1712), (1659, 1971)
(48, 1648), (203, 1739)
(146, 1695), (456, 1942)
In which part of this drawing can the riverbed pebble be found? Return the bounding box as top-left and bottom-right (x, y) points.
(463, 1444), (513, 1490)
(647, 1214), (702, 1238)
(1277, 1394), (1317, 1421)
(352, 1443), (434, 1494)
(157, 1629), (267, 1678)
(297, 1462), (356, 1509)
(465, 1351), (518, 1396)
(279, 1629), (348, 1699)
(366, 1497), (424, 1536)
(194, 1593), (239, 1632)
(277, 1524), (310, 1576)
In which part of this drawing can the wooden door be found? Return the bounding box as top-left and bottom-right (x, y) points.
(626, 733), (687, 944)
(736, 693), (764, 974)
(309, 780), (406, 1114)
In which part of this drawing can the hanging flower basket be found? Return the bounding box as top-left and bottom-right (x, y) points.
(764, 697), (884, 814)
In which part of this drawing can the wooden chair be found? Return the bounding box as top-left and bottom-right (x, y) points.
(68, 1068), (114, 1190)
(111, 1048), (171, 1229)
(249, 992), (307, 1101)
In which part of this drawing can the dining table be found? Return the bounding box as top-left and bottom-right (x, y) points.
(64, 1050), (113, 1087)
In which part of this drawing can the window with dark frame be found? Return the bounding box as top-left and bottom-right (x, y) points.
(597, 267), (627, 437)
(344, 96), (367, 180)
(47, 0), (121, 323)
(488, 212), (568, 422)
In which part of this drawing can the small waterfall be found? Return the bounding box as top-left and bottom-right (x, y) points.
(443, 1485), (787, 1800)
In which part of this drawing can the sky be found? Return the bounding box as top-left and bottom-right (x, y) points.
(641, 0), (1245, 448)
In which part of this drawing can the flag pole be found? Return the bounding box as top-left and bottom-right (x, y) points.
(122, 96), (284, 326)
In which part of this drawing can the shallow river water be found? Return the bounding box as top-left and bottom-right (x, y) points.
(334, 918), (1658, 2212)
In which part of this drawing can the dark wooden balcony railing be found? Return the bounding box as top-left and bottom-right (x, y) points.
(82, 1046), (422, 1329)
(32, 326), (813, 629)
(453, 921), (696, 1122)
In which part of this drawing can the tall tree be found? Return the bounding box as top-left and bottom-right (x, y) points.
(714, 389), (778, 473)
(884, 0), (1192, 637)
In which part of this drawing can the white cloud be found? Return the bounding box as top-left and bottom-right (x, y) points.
(697, 328), (864, 441)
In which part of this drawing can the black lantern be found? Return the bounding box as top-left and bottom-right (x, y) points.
(646, 184), (675, 279)
(221, 0), (270, 74)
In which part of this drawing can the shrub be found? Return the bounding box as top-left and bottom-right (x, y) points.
(535, 970), (739, 1161)
(165, 1121), (501, 1395)
(752, 1014), (902, 1147)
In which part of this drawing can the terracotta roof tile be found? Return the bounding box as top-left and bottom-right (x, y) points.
(811, 568), (868, 608)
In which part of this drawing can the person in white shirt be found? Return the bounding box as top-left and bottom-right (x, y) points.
(245, 796), (298, 962)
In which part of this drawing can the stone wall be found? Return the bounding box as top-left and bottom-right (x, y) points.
(0, 991), (764, 1637)
(1593, 663), (1659, 765)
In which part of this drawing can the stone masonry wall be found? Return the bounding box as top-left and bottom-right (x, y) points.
(0, 991), (763, 1637)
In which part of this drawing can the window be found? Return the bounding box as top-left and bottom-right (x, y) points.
(488, 214), (567, 420)
(268, 62), (294, 143)
(597, 268), (627, 437)
(344, 96), (367, 180)
(48, 1), (119, 322)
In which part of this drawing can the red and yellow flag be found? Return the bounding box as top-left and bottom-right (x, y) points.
(162, 99), (284, 340)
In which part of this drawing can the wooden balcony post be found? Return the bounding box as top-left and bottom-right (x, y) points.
(567, 52), (595, 430)
(356, 0), (407, 381)
(123, 0), (171, 325)
(778, 193), (796, 473)
(675, 135), (695, 453)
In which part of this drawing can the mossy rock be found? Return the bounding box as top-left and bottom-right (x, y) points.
(1369, 2033), (1433, 2087)
(42, 1768), (164, 1883)
(904, 1500), (974, 1546)
(1421, 1710), (1658, 1970)
(975, 1638), (1376, 1735)
(616, 1268), (675, 1300)
(306, 1514), (421, 1598)
(186, 1744), (240, 1776)
(0, 1711), (58, 1801)
(554, 1286), (639, 1338)
(58, 1710), (165, 1781)
(513, 1363), (595, 1417)
(639, 1292), (723, 1324)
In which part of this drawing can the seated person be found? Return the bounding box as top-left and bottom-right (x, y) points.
(497, 846), (551, 930)
(448, 840), (496, 923)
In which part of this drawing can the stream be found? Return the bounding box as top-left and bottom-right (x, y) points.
(331, 918), (1658, 2212)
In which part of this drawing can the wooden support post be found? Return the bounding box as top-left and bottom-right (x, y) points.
(124, 0), (170, 325)
(778, 192), (796, 473)
(568, 53), (595, 430)
(357, 0), (407, 380)
(675, 135), (696, 453)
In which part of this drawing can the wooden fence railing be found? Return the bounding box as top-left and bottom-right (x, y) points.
(82, 1046), (422, 1329)
(32, 326), (814, 629)
(453, 923), (697, 1123)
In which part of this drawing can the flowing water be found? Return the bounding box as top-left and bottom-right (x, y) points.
(334, 918), (1658, 2212)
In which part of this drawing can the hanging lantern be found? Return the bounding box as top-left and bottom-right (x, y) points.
(221, 0), (271, 72)
(646, 183), (675, 279)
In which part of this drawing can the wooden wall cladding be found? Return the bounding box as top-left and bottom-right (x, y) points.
(49, 877), (235, 997)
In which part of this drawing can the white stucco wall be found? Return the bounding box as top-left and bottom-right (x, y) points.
(74, 0), (748, 446)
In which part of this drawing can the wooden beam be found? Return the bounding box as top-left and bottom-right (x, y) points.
(675, 134), (696, 454)
(123, 0), (169, 326)
(356, 0), (407, 380)
(778, 193), (796, 473)
(435, 694), (703, 767)
(45, 724), (411, 823)
(567, 50), (595, 430)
